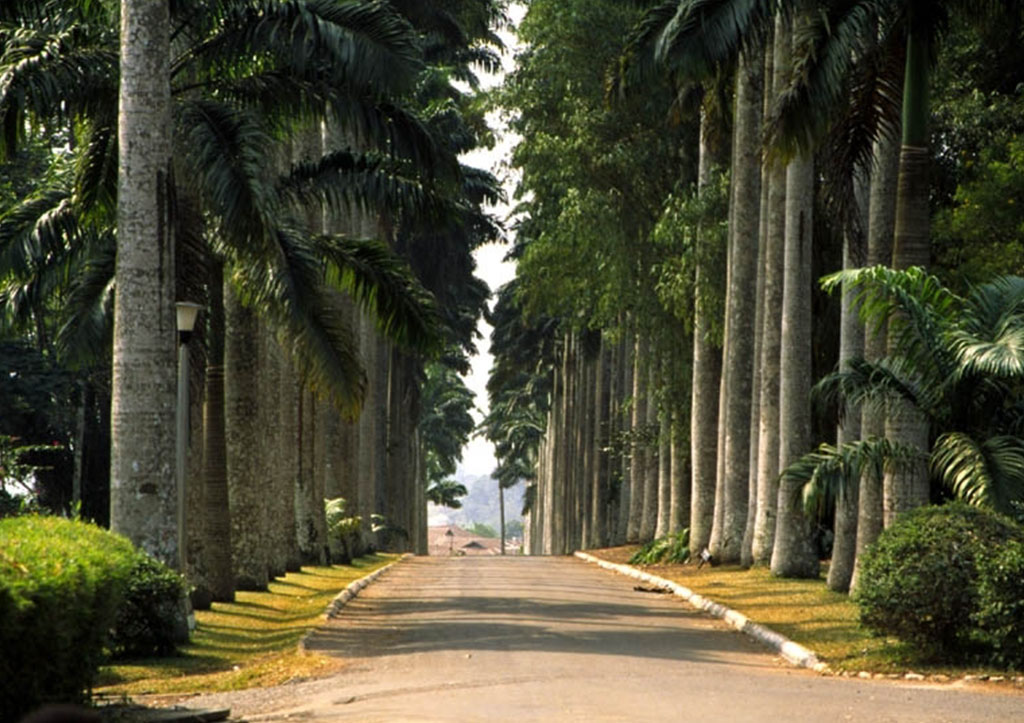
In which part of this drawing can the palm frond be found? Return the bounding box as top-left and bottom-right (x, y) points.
(932, 432), (1024, 516)
(0, 25), (117, 158)
(654, 0), (775, 81)
(54, 230), (115, 366)
(770, 0), (903, 155)
(280, 149), (443, 223)
(814, 355), (922, 421)
(176, 98), (280, 248)
(949, 276), (1024, 382)
(178, 0), (423, 97)
(612, 0), (681, 99)
(316, 234), (442, 354)
(783, 436), (923, 518)
(822, 265), (960, 384)
(230, 225), (367, 417)
(0, 187), (76, 279)
(72, 118), (117, 221)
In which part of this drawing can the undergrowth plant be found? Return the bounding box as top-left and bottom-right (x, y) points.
(628, 529), (690, 565)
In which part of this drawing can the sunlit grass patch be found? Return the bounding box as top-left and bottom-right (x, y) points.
(96, 554), (397, 696)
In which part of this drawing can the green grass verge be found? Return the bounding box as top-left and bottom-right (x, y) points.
(95, 553), (397, 696)
(590, 546), (1012, 676)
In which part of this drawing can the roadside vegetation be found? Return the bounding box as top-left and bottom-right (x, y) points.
(96, 554), (396, 698)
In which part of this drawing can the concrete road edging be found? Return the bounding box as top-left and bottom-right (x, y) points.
(298, 554), (410, 651)
(575, 551), (828, 673)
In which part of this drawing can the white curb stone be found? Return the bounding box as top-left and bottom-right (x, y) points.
(575, 551), (828, 673)
(297, 555), (409, 651)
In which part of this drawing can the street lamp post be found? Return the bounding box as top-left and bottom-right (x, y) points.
(175, 301), (203, 574)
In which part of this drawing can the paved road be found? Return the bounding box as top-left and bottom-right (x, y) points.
(199, 556), (1024, 721)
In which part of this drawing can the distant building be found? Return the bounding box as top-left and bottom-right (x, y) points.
(427, 525), (502, 556)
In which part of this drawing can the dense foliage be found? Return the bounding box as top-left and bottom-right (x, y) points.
(107, 554), (189, 659)
(855, 503), (1024, 660)
(0, 516), (136, 719)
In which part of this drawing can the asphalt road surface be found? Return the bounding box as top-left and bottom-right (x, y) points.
(196, 556), (1024, 722)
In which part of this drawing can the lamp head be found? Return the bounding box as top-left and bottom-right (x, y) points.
(175, 301), (203, 344)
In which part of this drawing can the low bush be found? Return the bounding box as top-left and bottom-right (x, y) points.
(108, 553), (189, 659)
(0, 515), (136, 721)
(974, 539), (1024, 668)
(855, 502), (1024, 660)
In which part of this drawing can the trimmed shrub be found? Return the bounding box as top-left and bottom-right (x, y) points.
(108, 553), (189, 659)
(0, 516), (136, 721)
(855, 502), (1024, 660)
(974, 539), (1024, 668)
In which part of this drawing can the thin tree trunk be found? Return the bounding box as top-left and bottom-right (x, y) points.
(589, 337), (610, 547)
(627, 333), (647, 542)
(690, 116), (724, 557)
(850, 133), (899, 592)
(640, 352), (659, 542)
(616, 324), (635, 543)
(828, 170), (868, 593)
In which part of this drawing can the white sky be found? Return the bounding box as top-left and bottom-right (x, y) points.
(455, 5), (525, 478)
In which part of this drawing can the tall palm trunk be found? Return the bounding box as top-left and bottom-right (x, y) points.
(770, 144), (819, 578)
(654, 349), (672, 539)
(850, 133), (899, 591)
(356, 310), (378, 550)
(711, 50), (763, 563)
(752, 16), (789, 565)
(202, 259), (233, 601)
(111, 0), (177, 565)
(627, 333), (648, 542)
(226, 285), (269, 590)
(884, 26), (931, 524)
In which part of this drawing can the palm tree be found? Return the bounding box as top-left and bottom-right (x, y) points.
(792, 268), (1024, 520)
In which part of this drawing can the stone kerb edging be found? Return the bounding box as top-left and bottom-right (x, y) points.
(574, 551), (828, 673)
(298, 554), (410, 652)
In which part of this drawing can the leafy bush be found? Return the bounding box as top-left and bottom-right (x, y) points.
(629, 530), (690, 565)
(107, 553), (189, 659)
(974, 539), (1024, 668)
(855, 503), (1024, 659)
(0, 515), (135, 720)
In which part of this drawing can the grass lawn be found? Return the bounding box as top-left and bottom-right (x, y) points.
(587, 546), (1017, 677)
(95, 553), (397, 697)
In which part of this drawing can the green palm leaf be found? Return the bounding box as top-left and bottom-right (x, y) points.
(782, 437), (922, 518)
(949, 276), (1024, 381)
(317, 234), (441, 353)
(178, 0), (422, 96)
(932, 432), (1024, 515)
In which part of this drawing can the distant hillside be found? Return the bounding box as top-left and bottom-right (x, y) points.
(427, 471), (525, 530)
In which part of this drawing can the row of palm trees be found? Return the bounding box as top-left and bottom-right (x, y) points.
(492, 0), (1024, 589)
(0, 0), (505, 602)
